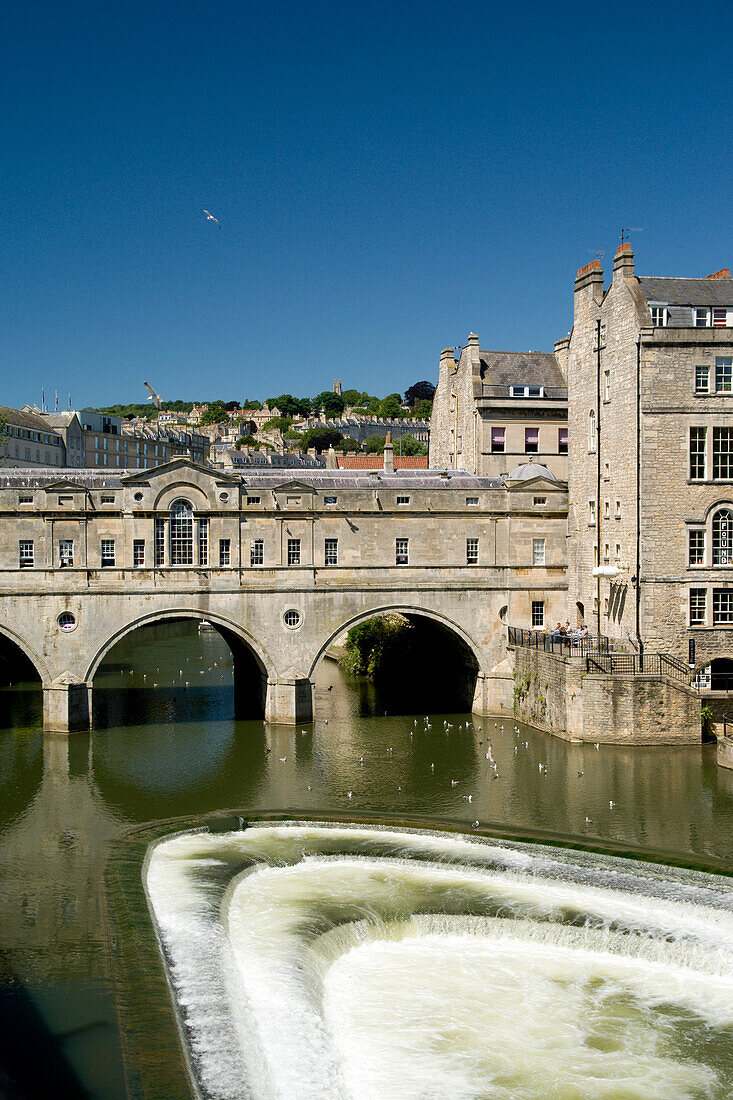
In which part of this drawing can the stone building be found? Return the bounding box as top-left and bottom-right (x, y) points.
(34, 410), (209, 469)
(429, 335), (568, 479)
(0, 406), (66, 468)
(566, 246), (733, 689)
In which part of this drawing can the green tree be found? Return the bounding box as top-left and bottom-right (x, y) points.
(341, 389), (371, 407)
(241, 399), (263, 410)
(266, 394), (311, 418)
(300, 427), (343, 453)
(415, 398), (433, 419)
(395, 434), (427, 456)
(364, 434), (385, 453)
(200, 401), (228, 425)
(378, 393), (404, 418)
(404, 380), (436, 405)
(262, 416), (293, 432)
(312, 391), (345, 418)
(338, 437), (361, 453)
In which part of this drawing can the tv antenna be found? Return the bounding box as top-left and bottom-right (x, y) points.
(619, 227), (644, 245)
(587, 249), (605, 261)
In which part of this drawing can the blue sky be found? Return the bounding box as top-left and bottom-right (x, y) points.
(2, 0), (731, 409)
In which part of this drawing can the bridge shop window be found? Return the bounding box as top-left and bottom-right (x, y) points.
(154, 518), (166, 566)
(395, 538), (409, 565)
(100, 539), (116, 567)
(466, 538), (479, 565)
(531, 600), (545, 628)
(170, 500), (194, 565)
(18, 540), (34, 568)
(250, 539), (263, 566)
(198, 518), (209, 566)
(713, 589), (733, 625)
(133, 540), (145, 567)
(324, 538), (338, 566)
(287, 538), (301, 566)
(59, 540), (74, 568)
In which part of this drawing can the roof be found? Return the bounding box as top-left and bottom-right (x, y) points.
(0, 406), (65, 434)
(336, 455), (429, 469)
(638, 276), (733, 306)
(478, 352), (566, 394)
(0, 466), (506, 490)
(506, 461), (559, 482)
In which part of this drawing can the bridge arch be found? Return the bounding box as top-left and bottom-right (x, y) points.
(0, 623), (49, 683)
(307, 604), (486, 679)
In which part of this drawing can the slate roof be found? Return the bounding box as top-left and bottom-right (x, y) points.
(638, 277), (733, 306)
(478, 352), (566, 394)
(0, 406), (65, 434)
(336, 456), (429, 469)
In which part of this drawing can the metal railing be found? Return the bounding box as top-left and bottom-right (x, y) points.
(722, 714), (733, 740)
(508, 626), (609, 658)
(586, 652), (693, 684)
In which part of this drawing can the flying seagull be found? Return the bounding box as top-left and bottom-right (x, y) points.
(203, 209), (221, 229)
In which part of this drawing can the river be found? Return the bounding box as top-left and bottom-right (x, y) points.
(1, 621), (732, 1098)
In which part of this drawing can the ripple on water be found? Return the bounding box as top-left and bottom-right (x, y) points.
(145, 823), (733, 1100)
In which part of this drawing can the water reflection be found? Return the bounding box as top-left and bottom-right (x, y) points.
(0, 622), (732, 1097)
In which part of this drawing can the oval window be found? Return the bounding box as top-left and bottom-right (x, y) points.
(58, 612), (76, 632)
(283, 609), (302, 629)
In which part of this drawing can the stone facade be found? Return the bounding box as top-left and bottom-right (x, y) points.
(430, 335), (568, 479)
(0, 460), (568, 730)
(566, 247), (733, 686)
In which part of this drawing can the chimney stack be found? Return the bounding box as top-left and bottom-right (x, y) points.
(325, 446), (337, 469)
(706, 269), (731, 280)
(613, 243), (635, 283)
(383, 431), (394, 472)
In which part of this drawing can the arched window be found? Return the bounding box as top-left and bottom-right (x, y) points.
(712, 508), (733, 565)
(588, 410), (596, 453)
(170, 499), (194, 565)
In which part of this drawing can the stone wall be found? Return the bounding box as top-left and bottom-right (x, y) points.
(512, 645), (701, 744)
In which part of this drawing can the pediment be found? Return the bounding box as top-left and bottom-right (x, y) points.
(121, 458), (240, 486)
(272, 480), (315, 493)
(42, 479), (89, 494)
(505, 474), (567, 492)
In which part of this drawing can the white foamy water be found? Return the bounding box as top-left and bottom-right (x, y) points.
(145, 823), (733, 1099)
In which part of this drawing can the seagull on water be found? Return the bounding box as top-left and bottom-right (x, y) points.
(203, 209), (221, 228)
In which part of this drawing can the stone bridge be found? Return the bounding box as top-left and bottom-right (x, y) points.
(0, 460), (568, 730)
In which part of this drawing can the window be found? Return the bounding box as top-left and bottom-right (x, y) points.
(283, 609), (302, 628)
(510, 385), (544, 398)
(694, 308), (710, 327)
(713, 428), (733, 479)
(690, 427), (706, 479)
(533, 496), (546, 505)
(525, 428), (539, 454)
(396, 538), (409, 565)
(689, 530), (705, 566)
(650, 305), (667, 326)
(133, 540), (145, 567)
(286, 496), (301, 506)
(287, 538), (301, 566)
(250, 539), (263, 566)
(101, 494), (114, 504)
(466, 496), (479, 506)
(695, 365), (710, 394)
(588, 410), (596, 453)
(604, 542), (610, 563)
(716, 358), (733, 393)
(532, 538), (545, 566)
(615, 500), (621, 519)
(19, 540), (34, 568)
(246, 496), (261, 505)
(558, 428), (568, 454)
(169, 500), (194, 565)
(713, 308), (728, 328)
(603, 370), (610, 402)
(59, 540), (73, 568)
(100, 539), (115, 567)
(491, 427), (505, 453)
(154, 518), (166, 566)
(531, 600), (544, 628)
(713, 509), (733, 565)
(219, 538), (231, 566)
(18, 495), (32, 504)
(324, 496), (337, 505)
(198, 518), (209, 566)
(604, 500), (610, 519)
(57, 612), (76, 632)
(615, 543), (621, 561)
(593, 545), (599, 567)
(324, 538), (338, 565)
(58, 495), (72, 505)
(396, 495), (410, 505)
(589, 500), (596, 524)
(466, 538), (479, 564)
(713, 589), (733, 624)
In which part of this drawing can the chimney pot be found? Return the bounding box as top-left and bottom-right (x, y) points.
(706, 269), (731, 280)
(575, 259), (603, 280)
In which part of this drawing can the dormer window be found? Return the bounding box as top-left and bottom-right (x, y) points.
(509, 385), (544, 398)
(713, 308), (730, 327)
(694, 308), (710, 327)
(650, 305), (667, 327)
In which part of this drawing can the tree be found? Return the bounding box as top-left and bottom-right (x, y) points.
(404, 380), (436, 405)
(262, 416), (292, 432)
(266, 394), (311, 418)
(395, 434), (427, 456)
(338, 437), (361, 453)
(415, 398), (433, 419)
(225, 400), (241, 412)
(312, 391), (345, 418)
(341, 388), (370, 407)
(200, 401), (228, 425)
(378, 394), (404, 418)
(300, 427), (343, 453)
(241, 399), (263, 410)
(364, 434), (385, 453)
